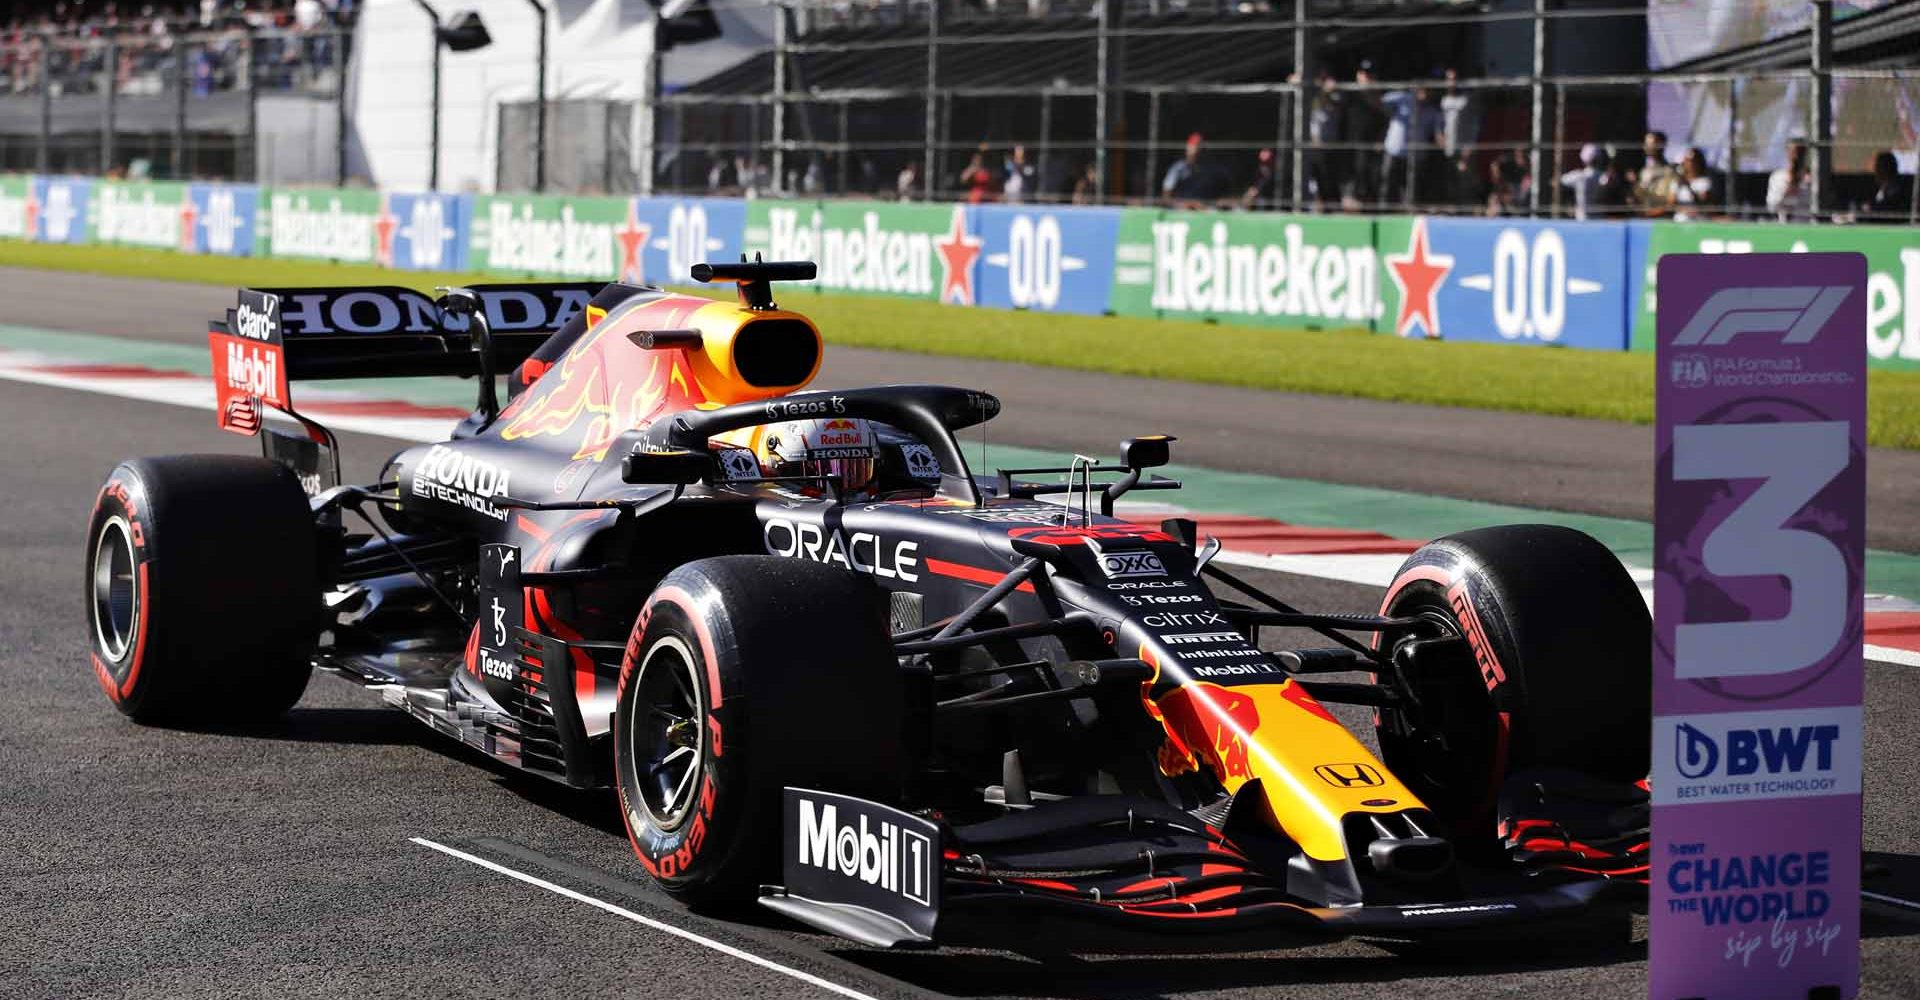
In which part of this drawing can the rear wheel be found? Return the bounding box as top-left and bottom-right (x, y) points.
(613, 556), (906, 908)
(86, 455), (319, 723)
(1375, 524), (1650, 842)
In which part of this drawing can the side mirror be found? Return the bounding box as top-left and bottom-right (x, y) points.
(622, 447), (710, 486)
(1121, 435), (1174, 470)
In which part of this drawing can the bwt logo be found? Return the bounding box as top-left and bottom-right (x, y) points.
(797, 798), (932, 906)
(1672, 286), (1851, 347)
(1674, 721), (1840, 780)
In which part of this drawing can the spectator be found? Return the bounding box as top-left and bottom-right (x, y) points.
(1670, 147), (1722, 222)
(1161, 132), (1220, 208)
(1240, 148), (1275, 209)
(896, 160), (921, 201)
(1439, 68), (1479, 162)
(1306, 71), (1344, 210)
(1631, 131), (1675, 215)
(705, 149), (732, 193)
(959, 145), (998, 203)
(1861, 150), (1912, 223)
(1002, 144), (1034, 203)
(1765, 137), (1812, 221)
(1486, 150), (1529, 217)
(1342, 61), (1386, 206)
(1071, 161), (1100, 204)
(1381, 84), (1441, 207)
(1559, 143), (1607, 220)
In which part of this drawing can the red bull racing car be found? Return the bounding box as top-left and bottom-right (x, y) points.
(85, 261), (1653, 949)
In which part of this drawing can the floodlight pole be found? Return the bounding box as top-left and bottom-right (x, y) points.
(1290, 0), (1308, 209)
(1811, 0), (1833, 219)
(526, 0), (549, 192)
(412, 0), (441, 191)
(923, 0), (939, 199)
(1528, 0), (1545, 215)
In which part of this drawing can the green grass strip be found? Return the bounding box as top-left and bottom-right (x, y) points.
(5, 241), (1917, 449)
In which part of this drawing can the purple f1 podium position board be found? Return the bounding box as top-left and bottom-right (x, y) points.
(1651, 253), (1866, 999)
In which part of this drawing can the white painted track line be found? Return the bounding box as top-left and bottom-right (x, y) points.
(410, 837), (881, 1000)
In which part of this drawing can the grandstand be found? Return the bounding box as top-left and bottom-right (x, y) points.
(0, 0), (1911, 222)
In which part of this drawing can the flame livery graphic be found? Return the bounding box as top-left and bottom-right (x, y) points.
(500, 295), (707, 461)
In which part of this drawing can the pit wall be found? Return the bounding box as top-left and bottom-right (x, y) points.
(1, 175), (1914, 371)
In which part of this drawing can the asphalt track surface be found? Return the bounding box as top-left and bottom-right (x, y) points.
(4, 269), (1919, 998)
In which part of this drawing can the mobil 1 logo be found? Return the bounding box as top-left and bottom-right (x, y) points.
(476, 544), (522, 682)
(783, 787), (940, 940)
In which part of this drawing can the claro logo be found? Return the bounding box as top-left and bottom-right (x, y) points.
(1672, 286), (1851, 346)
(797, 798), (932, 906)
(763, 518), (920, 581)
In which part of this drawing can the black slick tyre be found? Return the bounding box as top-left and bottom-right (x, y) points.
(1375, 524), (1651, 840)
(86, 455), (319, 723)
(613, 556), (906, 909)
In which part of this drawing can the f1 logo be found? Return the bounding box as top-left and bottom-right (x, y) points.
(1671, 286), (1851, 346)
(1314, 763), (1385, 788)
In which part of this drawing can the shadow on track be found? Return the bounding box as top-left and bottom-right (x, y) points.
(176, 705), (435, 748)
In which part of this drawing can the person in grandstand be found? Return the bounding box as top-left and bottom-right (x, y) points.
(1630, 130), (1676, 216)
(1859, 149), (1910, 224)
(1560, 143), (1608, 221)
(1306, 72), (1346, 211)
(1002, 145), (1035, 203)
(1669, 147), (1723, 222)
(960, 145), (999, 203)
(1239, 148), (1276, 210)
(1765, 137), (1813, 221)
(1343, 62), (1387, 207)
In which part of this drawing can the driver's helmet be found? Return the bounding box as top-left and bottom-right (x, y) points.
(753, 416), (878, 494)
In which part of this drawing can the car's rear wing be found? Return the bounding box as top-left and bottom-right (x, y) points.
(206, 281), (609, 437)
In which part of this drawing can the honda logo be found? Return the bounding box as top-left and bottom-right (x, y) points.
(1314, 763), (1385, 788)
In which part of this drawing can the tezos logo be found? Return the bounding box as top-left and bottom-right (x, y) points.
(1098, 550), (1165, 579)
(797, 798), (932, 905)
(1673, 720), (1839, 780)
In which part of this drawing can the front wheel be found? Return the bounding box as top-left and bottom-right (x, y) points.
(613, 556), (906, 908)
(1375, 524), (1650, 841)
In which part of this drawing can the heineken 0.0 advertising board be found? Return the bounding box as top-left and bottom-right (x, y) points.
(90, 181), (193, 252)
(468, 193), (628, 280)
(743, 199), (984, 304)
(1108, 209), (1378, 329)
(1636, 222), (1920, 371)
(264, 188), (385, 263)
(0, 175), (32, 241)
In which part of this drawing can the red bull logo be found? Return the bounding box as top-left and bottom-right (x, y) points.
(1159, 682), (1262, 783)
(821, 418), (858, 431)
(500, 296), (706, 461)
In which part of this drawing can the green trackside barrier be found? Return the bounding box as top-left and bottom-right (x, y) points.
(741, 198), (973, 302)
(1636, 221), (1920, 372)
(1107, 207), (1379, 330)
(0, 174), (32, 240)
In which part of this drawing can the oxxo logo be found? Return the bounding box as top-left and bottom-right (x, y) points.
(1097, 549), (1165, 579)
(797, 798), (932, 906)
(1672, 286), (1851, 347)
(1673, 721), (1839, 781)
(763, 518), (920, 581)
(1314, 763), (1385, 788)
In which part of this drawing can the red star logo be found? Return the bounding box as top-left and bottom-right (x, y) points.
(23, 188), (39, 243)
(615, 201), (650, 283)
(1384, 217), (1454, 339)
(933, 206), (982, 306)
(373, 195), (398, 267)
(178, 198), (199, 252)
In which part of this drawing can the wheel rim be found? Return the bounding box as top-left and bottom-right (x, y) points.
(92, 516), (139, 662)
(1381, 595), (1497, 811)
(631, 635), (705, 832)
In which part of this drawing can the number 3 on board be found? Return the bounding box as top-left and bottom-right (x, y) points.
(1672, 420), (1850, 679)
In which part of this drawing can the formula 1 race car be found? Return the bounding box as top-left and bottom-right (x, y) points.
(86, 261), (1652, 949)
